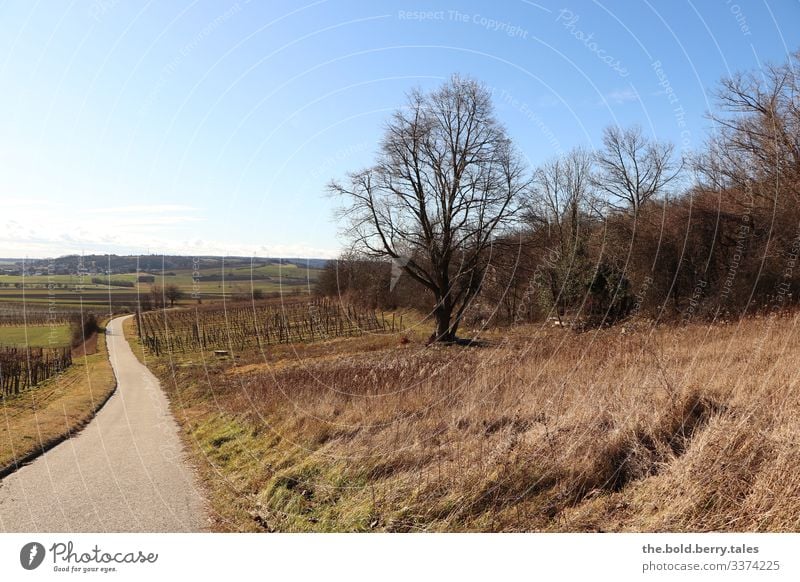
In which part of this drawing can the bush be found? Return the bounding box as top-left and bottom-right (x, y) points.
(70, 313), (101, 348)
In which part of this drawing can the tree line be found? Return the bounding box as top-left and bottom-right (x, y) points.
(319, 51), (800, 340)
(91, 277), (135, 287)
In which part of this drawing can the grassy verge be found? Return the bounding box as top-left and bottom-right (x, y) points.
(0, 331), (117, 473)
(124, 312), (800, 532)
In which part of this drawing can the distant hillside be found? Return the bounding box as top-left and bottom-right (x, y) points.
(0, 255), (328, 275)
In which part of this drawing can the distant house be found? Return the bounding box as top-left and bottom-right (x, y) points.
(138, 275), (156, 283)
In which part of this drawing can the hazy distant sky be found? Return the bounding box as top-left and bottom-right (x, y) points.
(1, 0), (798, 258)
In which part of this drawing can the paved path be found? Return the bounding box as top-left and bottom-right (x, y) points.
(0, 315), (207, 532)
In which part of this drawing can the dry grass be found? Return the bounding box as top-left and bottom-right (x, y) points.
(0, 333), (116, 471)
(126, 313), (800, 532)
(71, 331), (99, 358)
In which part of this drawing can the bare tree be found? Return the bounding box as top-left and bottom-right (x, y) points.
(138, 293), (153, 312)
(526, 148), (596, 322)
(164, 284), (184, 307)
(150, 285), (164, 309)
(330, 75), (529, 342)
(529, 147), (594, 249)
(696, 50), (800, 200)
(593, 125), (682, 215)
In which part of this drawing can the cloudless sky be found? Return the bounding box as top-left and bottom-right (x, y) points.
(1, 0), (799, 258)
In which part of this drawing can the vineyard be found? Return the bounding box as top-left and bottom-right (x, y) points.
(135, 299), (401, 354)
(0, 346), (72, 395)
(0, 305), (76, 325)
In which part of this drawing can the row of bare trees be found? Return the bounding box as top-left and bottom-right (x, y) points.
(137, 284), (184, 310)
(323, 51), (800, 340)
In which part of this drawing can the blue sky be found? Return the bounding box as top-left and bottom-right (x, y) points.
(1, 0), (798, 258)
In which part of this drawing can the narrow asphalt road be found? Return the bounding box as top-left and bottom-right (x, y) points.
(0, 315), (208, 532)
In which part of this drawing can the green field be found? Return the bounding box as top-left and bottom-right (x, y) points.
(0, 324), (72, 347)
(0, 262), (323, 311)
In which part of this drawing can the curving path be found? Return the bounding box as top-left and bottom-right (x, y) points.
(0, 315), (207, 532)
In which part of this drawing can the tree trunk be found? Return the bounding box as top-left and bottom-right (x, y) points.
(433, 302), (456, 342)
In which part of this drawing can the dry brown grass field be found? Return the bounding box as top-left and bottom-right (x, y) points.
(125, 311), (800, 532)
